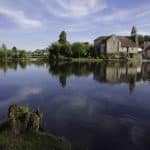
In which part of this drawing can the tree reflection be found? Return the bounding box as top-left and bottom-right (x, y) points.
(48, 61), (150, 93)
(129, 76), (136, 94)
(49, 61), (92, 88)
(0, 60), (47, 73)
(0, 60), (149, 93)
(0, 61), (18, 73)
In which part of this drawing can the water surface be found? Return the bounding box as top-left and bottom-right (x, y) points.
(0, 61), (150, 150)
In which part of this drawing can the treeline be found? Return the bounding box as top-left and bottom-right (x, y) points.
(0, 44), (32, 61)
(48, 31), (94, 60)
(138, 35), (150, 45)
(0, 44), (48, 61)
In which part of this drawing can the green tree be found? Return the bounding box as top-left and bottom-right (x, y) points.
(59, 31), (67, 44)
(2, 43), (7, 50)
(144, 35), (150, 41)
(83, 42), (94, 57)
(1, 43), (7, 60)
(60, 43), (72, 57)
(7, 50), (13, 59)
(0, 49), (5, 61)
(49, 31), (72, 59)
(12, 46), (17, 52)
(49, 42), (61, 59)
(72, 42), (88, 58)
(19, 50), (27, 59)
(138, 35), (144, 46)
(12, 46), (18, 59)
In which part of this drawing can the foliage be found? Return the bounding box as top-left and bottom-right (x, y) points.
(19, 50), (27, 59)
(0, 44), (32, 61)
(49, 42), (61, 59)
(72, 42), (88, 58)
(144, 35), (150, 41)
(138, 35), (144, 46)
(32, 49), (48, 58)
(60, 42), (72, 57)
(49, 31), (72, 59)
(59, 31), (67, 44)
(12, 46), (17, 52)
(1, 44), (7, 50)
(0, 49), (5, 60)
(138, 35), (150, 45)
(48, 31), (95, 60)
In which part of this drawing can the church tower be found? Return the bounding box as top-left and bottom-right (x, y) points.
(131, 26), (138, 47)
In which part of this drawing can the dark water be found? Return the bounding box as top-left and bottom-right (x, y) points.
(0, 61), (150, 150)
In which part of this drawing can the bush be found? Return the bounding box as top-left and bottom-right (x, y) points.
(72, 42), (88, 58)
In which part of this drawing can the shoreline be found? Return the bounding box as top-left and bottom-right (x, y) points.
(1, 57), (150, 63)
(49, 57), (150, 63)
(0, 105), (78, 150)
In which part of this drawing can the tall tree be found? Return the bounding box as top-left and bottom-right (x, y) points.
(49, 42), (61, 60)
(58, 31), (67, 44)
(2, 43), (7, 60)
(12, 46), (18, 59)
(2, 43), (7, 50)
(12, 46), (17, 52)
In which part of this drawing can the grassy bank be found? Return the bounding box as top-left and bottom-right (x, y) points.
(0, 105), (78, 150)
(0, 129), (75, 150)
(49, 56), (149, 63)
(53, 57), (129, 63)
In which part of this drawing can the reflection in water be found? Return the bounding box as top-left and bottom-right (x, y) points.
(0, 60), (47, 73)
(0, 61), (150, 150)
(1, 61), (149, 89)
(48, 61), (150, 93)
(49, 62), (92, 88)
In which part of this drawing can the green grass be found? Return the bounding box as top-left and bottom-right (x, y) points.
(0, 129), (76, 150)
(51, 56), (128, 63)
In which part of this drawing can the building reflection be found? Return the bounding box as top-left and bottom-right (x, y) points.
(48, 61), (150, 93)
(0, 61), (149, 92)
(93, 62), (143, 93)
(142, 63), (150, 81)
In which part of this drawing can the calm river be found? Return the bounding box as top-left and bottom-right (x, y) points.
(0, 61), (150, 150)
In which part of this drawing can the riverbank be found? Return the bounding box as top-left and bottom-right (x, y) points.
(0, 105), (77, 150)
(0, 129), (74, 150)
(53, 57), (147, 63)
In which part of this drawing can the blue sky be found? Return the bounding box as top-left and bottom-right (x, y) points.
(0, 0), (150, 50)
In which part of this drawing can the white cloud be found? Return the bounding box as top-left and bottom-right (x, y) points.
(0, 5), (42, 28)
(40, 0), (106, 18)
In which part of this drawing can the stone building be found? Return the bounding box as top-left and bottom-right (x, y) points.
(94, 26), (139, 58)
(143, 41), (150, 59)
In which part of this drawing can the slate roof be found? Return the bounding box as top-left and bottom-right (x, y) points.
(94, 36), (107, 42)
(94, 35), (137, 48)
(118, 36), (137, 48)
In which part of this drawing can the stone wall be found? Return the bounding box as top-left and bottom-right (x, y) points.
(106, 36), (120, 53)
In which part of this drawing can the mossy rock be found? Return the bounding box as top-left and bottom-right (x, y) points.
(28, 113), (40, 132)
(8, 105), (42, 133)
(8, 105), (29, 120)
